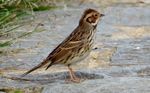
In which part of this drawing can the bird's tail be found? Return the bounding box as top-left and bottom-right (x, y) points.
(21, 59), (50, 77)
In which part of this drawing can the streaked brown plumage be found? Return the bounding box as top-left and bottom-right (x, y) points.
(22, 8), (104, 82)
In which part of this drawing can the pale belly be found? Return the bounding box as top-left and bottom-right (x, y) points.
(64, 40), (93, 65)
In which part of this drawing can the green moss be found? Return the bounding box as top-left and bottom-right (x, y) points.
(0, 41), (11, 47)
(33, 6), (58, 11)
(0, 88), (23, 93)
(0, 0), (58, 29)
(14, 89), (23, 93)
(0, 8), (27, 29)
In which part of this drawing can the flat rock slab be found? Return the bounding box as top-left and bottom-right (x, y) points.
(0, 0), (150, 93)
(42, 77), (150, 93)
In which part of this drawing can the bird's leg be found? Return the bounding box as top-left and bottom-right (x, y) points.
(67, 65), (80, 83)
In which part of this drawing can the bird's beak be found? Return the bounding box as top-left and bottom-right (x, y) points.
(100, 14), (105, 17)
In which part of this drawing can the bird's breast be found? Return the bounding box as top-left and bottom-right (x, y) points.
(64, 29), (96, 65)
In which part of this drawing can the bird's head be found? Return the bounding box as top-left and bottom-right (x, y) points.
(79, 9), (104, 27)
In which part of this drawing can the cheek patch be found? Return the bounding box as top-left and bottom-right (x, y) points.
(86, 17), (97, 24)
(86, 17), (92, 23)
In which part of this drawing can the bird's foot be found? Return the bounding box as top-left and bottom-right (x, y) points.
(71, 77), (81, 83)
(65, 78), (81, 83)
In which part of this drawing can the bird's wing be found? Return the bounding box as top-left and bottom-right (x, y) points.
(22, 26), (87, 76)
(21, 39), (85, 77)
(45, 39), (85, 69)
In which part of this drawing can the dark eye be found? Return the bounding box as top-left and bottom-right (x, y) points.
(94, 14), (98, 17)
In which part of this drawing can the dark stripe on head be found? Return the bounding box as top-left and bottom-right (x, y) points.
(79, 9), (98, 25)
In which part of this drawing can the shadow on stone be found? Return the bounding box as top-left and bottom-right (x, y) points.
(4, 71), (104, 84)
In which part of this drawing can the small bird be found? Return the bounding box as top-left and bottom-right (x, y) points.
(22, 8), (104, 82)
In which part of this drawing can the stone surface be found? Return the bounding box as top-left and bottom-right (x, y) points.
(42, 77), (150, 93)
(0, 0), (150, 93)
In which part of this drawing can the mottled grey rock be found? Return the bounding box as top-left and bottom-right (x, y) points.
(0, 92), (6, 93)
(42, 77), (150, 93)
(0, 0), (150, 93)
